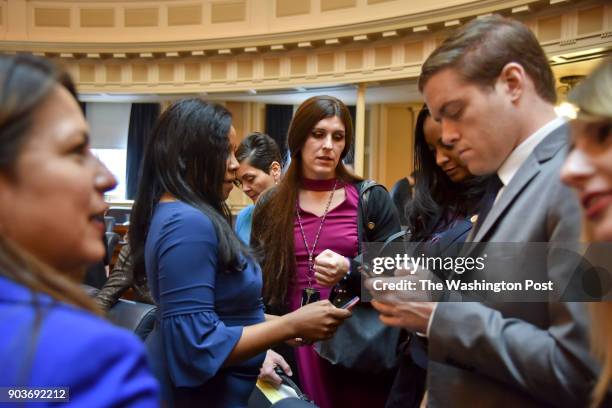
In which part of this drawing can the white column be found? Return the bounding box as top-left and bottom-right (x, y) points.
(354, 82), (367, 176)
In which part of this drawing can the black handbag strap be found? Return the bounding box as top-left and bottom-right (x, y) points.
(274, 367), (314, 403)
(358, 179), (381, 242)
(382, 229), (411, 250)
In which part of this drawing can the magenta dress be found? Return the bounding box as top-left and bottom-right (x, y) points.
(289, 178), (390, 408)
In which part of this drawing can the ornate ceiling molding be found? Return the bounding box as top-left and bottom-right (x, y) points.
(0, 0), (599, 54)
(1, 0), (609, 94)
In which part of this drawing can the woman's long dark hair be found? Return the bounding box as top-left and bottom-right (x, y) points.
(407, 106), (488, 242)
(252, 95), (362, 308)
(0, 54), (99, 313)
(130, 99), (249, 284)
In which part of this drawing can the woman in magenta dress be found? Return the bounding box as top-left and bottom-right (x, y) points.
(252, 95), (401, 408)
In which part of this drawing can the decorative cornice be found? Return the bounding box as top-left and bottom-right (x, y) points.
(1, 0), (609, 95)
(0, 0), (595, 56)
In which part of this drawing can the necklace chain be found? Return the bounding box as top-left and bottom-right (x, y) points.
(296, 179), (338, 288)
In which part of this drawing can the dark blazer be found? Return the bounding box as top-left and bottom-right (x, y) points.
(427, 124), (600, 407)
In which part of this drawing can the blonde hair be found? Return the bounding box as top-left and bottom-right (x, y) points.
(569, 59), (612, 122)
(591, 302), (612, 407)
(570, 59), (612, 407)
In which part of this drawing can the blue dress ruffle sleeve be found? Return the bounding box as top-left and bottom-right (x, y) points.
(145, 201), (265, 407)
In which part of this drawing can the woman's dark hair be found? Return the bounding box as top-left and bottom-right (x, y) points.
(252, 95), (362, 308)
(0, 54), (98, 313)
(236, 132), (282, 172)
(407, 106), (488, 242)
(130, 99), (249, 284)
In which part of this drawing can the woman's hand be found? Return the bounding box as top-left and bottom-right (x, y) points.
(265, 315), (307, 346)
(259, 350), (292, 388)
(286, 300), (351, 342)
(314, 249), (350, 287)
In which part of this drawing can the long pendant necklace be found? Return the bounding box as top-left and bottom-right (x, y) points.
(296, 179), (338, 306)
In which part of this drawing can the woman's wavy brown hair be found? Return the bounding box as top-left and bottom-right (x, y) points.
(251, 95), (361, 309)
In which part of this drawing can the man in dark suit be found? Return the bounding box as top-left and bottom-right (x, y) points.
(370, 16), (600, 407)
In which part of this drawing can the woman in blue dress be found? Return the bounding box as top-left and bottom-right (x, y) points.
(235, 132), (282, 244)
(129, 99), (351, 407)
(0, 54), (159, 406)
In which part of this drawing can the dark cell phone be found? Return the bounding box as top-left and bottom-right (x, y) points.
(332, 292), (360, 309)
(340, 296), (359, 309)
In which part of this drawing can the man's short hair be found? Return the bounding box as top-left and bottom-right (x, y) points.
(418, 15), (557, 104)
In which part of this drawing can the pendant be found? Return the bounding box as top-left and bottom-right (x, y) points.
(301, 287), (321, 307)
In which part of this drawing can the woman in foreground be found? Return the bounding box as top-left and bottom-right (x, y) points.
(0, 54), (159, 406)
(560, 59), (612, 407)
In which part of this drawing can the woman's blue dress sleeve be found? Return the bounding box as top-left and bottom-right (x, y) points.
(154, 209), (243, 387)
